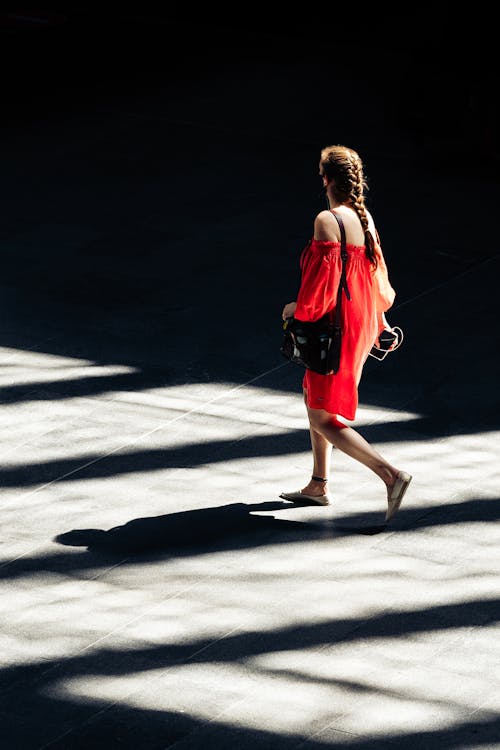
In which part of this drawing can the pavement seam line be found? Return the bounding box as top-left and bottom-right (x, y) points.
(392, 253), (499, 311)
(5, 361), (290, 507)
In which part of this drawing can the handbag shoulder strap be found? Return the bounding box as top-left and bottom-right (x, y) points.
(330, 209), (347, 255)
(329, 210), (351, 304)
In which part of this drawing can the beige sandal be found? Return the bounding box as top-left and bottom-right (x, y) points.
(386, 471), (412, 521)
(280, 474), (330, 506)
(279, 490), (330, 506)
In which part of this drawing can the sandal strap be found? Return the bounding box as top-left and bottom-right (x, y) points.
(311, 475), (328, 483)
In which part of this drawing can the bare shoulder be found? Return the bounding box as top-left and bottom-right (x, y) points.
(314, 210), (341, 241)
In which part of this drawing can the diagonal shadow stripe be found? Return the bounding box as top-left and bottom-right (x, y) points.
(5, 682), (500, 749)
(0, 370), (169, 405)
(0, 431), (310, 488)
(1, 596), (499, 697)
(334, 496), (500, 532)
(1, 414), (496, 490)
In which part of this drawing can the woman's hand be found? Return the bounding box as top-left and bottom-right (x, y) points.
(282, 301), (297, 321)
(386, 330), (399, 351)
(378, 313), (397, 348)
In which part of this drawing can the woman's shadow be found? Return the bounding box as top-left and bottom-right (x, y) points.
(54, 500), (332, 558)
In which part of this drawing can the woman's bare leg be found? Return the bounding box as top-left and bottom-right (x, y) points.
(298, 426), (333, 496)
(300, 389), (332, 497)
(307, 406), (401, 492)
(310, 426), (332, 479)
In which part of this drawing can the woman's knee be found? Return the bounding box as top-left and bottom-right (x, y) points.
(308, 408), (347, 432)
(330, 415), (348, 429)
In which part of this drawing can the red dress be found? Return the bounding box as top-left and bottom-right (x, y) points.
(294, 238), (396, 420)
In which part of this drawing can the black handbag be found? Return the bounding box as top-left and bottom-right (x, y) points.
(281, 211), (350, 375)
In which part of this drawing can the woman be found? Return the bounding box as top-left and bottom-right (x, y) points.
(280, 144), (411, 522)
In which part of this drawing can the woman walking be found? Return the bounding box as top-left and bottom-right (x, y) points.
(281, 145), (411, 522)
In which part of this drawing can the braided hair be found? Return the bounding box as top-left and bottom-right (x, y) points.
(320, 145), (378, 268)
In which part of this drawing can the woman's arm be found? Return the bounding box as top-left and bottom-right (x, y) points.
(282, 301), (297, 320)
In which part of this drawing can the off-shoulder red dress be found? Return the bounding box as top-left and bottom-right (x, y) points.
(294, 238), (396, 421)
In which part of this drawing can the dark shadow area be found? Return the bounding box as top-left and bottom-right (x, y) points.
(1, 594), (500, 747)
(3, 695), (500, 749)
(0, 512), (348, 581)
(0, 369), (169, 404)
(333, 496), (500, 534)
(53, 498), (393, 557)
(0, 8), (497, 407)
(0, 495), (492, 582)
(0, 511), (381, 582)
(54, 501), (312, 554)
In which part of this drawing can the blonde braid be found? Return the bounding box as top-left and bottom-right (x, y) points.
(320, 145), (378, 268)
(346, 151), (378, 268)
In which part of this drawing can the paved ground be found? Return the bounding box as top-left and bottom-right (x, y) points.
(1, 12), (499, 750)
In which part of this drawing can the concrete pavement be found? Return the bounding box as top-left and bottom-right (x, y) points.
(1, 13), (499, 749)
